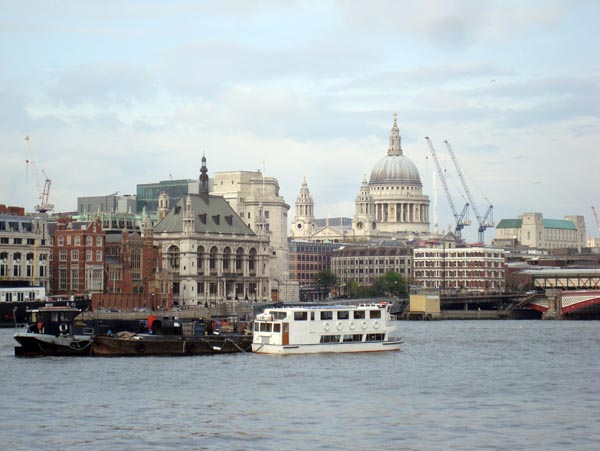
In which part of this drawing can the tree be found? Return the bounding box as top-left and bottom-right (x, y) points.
(375, 271), (407, 297)
(313, 270), (338, 297)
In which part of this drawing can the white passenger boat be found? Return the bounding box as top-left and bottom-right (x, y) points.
(252, 303), (402, 354)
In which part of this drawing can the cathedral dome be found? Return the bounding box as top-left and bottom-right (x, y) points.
(369, 154), (421, 184)
(369, 114), (421, 185)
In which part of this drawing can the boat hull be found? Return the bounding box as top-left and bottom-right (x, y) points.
(252, 340), (402, 354)
(92, 334), (252, 356)
(14, 333), (93, 357)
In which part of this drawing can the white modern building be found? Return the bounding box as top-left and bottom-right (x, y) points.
(413, 247), (505, 292)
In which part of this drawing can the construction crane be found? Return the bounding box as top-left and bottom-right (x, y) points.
(24, 136), (54, 214)
(425, 137), (470, 242)
(444, 140), (494, 244)
(592, 206), (600, 233)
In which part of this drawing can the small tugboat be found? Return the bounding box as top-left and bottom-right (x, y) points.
(14, 306), (94, 357)
(252, 302), (402, 354)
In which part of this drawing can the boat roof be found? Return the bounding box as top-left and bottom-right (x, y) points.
(265, 303), (388, 311)
(27, 307), (81, 313)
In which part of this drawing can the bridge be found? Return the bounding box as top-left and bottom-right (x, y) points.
(525, 289), (600, 319)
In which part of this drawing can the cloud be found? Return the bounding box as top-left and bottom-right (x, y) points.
(338, 0), (567, 46)
(45, 63), (158, 106)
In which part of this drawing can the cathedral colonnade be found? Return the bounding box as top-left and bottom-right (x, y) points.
(373, 202), (429, 223)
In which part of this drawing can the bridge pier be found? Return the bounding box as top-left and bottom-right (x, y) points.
(542, 289), (563, 320)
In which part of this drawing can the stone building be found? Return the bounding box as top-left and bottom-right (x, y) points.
(211, 170), (294, 301)
(153, 157), (271, 306)
(352, 114), (430, 240)
(0, 206), (51, 291)
(290, 115), (432, 243)
(494, 213), (586, 251)
(413, 246), (505, 292)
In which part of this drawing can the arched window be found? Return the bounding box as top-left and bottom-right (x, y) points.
(236, 248), (244, 272)
(209, 246), (218, 271)
(167, 245), (180, 271)
(223, 247), (232, 271)
(249, 248), (257, 272)
(197, 246), (205, 273)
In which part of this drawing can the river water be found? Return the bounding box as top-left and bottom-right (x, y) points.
(1, 320), (599, 451)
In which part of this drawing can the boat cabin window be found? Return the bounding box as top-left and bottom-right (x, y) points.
(337, 311), (349, 320)
(272, 311), (287, 320)
(320, 311), (333, 320)
(369, 310), (382, 319)
(343, 334), (363, 342)
(366, 333), (385, 341)
(294, 311), (308, 321)
(353, 310), (365, 320)
(273, 323), (281, 333)
(259, 322), (272, 332)
(320, 335), (341, 343)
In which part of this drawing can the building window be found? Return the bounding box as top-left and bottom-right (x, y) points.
(86, 250), (92, 262)
(75, 236), (81, 246)
(67, 236), (72, 245)
(71, 250), (79, 261)
(96, 236), (102, 246)
(58, 236), (64, 246)
(96, 250), (103, 262)
(71, 268), (79, 290)
(167, 245), (180, 270)
(131, 250), (140, 269)
(59, 267), (67, 290)
(59, 251), (67, 262)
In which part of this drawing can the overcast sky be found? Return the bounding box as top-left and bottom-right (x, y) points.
(1, 0), (599, 243)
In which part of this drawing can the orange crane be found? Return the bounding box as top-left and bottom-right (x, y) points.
(24, 136), (54, 213)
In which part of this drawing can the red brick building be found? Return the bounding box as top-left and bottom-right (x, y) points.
(50, 217), (167, 310)
(50, 218), (105, 295)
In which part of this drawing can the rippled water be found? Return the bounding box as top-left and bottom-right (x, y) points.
(2, 321), (599, 451)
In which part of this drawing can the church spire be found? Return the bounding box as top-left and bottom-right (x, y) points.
(199, 154), (209, 199)
(387, 112), (402, 156)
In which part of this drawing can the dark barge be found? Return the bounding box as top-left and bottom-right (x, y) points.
(91, 332), (252, 356)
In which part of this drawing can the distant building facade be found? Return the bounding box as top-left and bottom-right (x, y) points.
(77, 194), (136, 215)
(0, 207), (51, 291)
(495, 213), (586, 251)
(331, 241), (412, 287)
(136, 179), (198, 214)
(288, 240), (342, 300)
(413, 246), (505, 292)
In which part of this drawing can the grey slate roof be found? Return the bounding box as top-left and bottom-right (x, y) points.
(154, 194), (255, 236)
